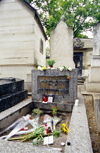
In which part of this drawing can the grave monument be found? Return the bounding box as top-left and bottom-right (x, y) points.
(50, 15), (75, 68)
(84, 22), (100, 133)
(32, 68), (77, 112)
(85, 22), (100, 92)
(0, 77), (28, 112)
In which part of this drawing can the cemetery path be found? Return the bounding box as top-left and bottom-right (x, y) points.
(84, 95), (100, 153)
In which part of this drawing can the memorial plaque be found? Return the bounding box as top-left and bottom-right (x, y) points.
(37, 76), (69, 96)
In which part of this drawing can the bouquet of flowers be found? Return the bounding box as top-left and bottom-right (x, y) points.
(52, 106), (58, 116)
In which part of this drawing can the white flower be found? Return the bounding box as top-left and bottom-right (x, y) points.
(60, 67), (64, 71)
(68, 67), (72, 71)
(48, 66), (51, 69)
(38, 66), (43, 71)
(37, 66), (41, 70)
(58, 66), (64, 71)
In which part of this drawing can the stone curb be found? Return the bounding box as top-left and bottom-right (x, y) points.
(64, 87), (93, 153)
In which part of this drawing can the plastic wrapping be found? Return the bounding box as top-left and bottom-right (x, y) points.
(29, 114), (40, 130)
(53, 116), (61, 130)
(0, 117), (24, 135)
(5, 115), (31, 140)
(0, 129), (35, 140)
(43, 115), (52, 130)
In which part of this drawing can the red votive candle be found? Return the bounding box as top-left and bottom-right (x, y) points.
(43, 96), (47, 102)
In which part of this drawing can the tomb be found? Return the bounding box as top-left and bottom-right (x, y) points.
(32, 69), (78, 112)
(85, 22), (100, 92)
(0, 77), (28, 112)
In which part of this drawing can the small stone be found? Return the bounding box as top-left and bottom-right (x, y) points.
(61, 142), (65, 146)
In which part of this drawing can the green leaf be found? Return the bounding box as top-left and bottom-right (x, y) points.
(26, 0), (100, 37)
(53, 129), (60, 138)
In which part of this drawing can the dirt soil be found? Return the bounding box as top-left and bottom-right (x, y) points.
(84, 95), (100, 153)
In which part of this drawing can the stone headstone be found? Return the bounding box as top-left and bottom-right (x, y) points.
(85, 22), (100, 92)
(50, 16), (75, 68)
(91, 22), (100, 66)
(94, 99), (100, 133)
(32, 69), (78, 112)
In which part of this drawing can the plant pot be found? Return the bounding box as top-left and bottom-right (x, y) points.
(49, 65), (53, 68)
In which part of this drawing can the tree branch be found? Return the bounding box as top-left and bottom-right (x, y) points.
(74, 17), (87, 37)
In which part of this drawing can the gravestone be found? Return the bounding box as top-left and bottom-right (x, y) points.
(85, 22), (100, 133)
(32, 69), (78, 112)
(85, 22), (100, 92)
(0, 77), (28, 112)
(50, 16), (75, 68)
(94, 99), (100, 133)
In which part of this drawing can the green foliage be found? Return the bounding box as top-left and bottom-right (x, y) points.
(22, 126), (45, 142)
(53, 129), (60, 138)
(52, 105), (58, 116)
(9, 126), (45, 142)
(26, 0), (32, 3)
(26, 0), (100, 38)
(33, 135), (44, 145)
(76, 33), (88, 38)
(32, 108), (43, 115)
(46, 59), (55, 66)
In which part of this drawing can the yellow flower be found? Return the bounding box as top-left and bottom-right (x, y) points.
(63, 127), (69, 134)
(62, 123), (69, 134)
(62, 123), (66, 127)
(43, 67), (46, 70)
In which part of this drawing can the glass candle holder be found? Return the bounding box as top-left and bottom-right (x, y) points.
(43, 96), (47, 102)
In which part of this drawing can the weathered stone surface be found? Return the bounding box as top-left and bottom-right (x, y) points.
(0, 0), (47, 91)
(85, 22), (100, 92)
(90, 22), (100, 67)
(0, 77), (24, 97)
(50, 17), (75, 68)
(32, 69), (78, 111)
(0, 97), (32, 131)
(65, 89), (93, 153)
(74, 38), (84, 48)
(0, 90), (28, 113)
(0, 139), (60, 153)
(0, 77), (28, 112)
(94, 99), (100, 133)
(33, 101), (73, 112)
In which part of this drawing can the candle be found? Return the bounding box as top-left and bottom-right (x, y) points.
(43, 96), (47, 102)
(75, 99), (79, 106)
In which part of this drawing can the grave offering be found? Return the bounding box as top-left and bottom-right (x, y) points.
(0, 104), (71, 152)
(32, 68), (77, 112)
(0, 77), (28, 112)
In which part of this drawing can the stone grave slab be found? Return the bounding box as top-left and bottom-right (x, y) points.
(0, 77), (28, 112)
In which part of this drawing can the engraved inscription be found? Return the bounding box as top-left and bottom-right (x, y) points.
(37, 76), (69, 96)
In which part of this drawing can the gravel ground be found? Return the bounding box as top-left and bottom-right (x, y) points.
(84, 95), (100, 153)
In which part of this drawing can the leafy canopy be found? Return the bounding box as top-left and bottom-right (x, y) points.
(27, 0), (100, 38)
